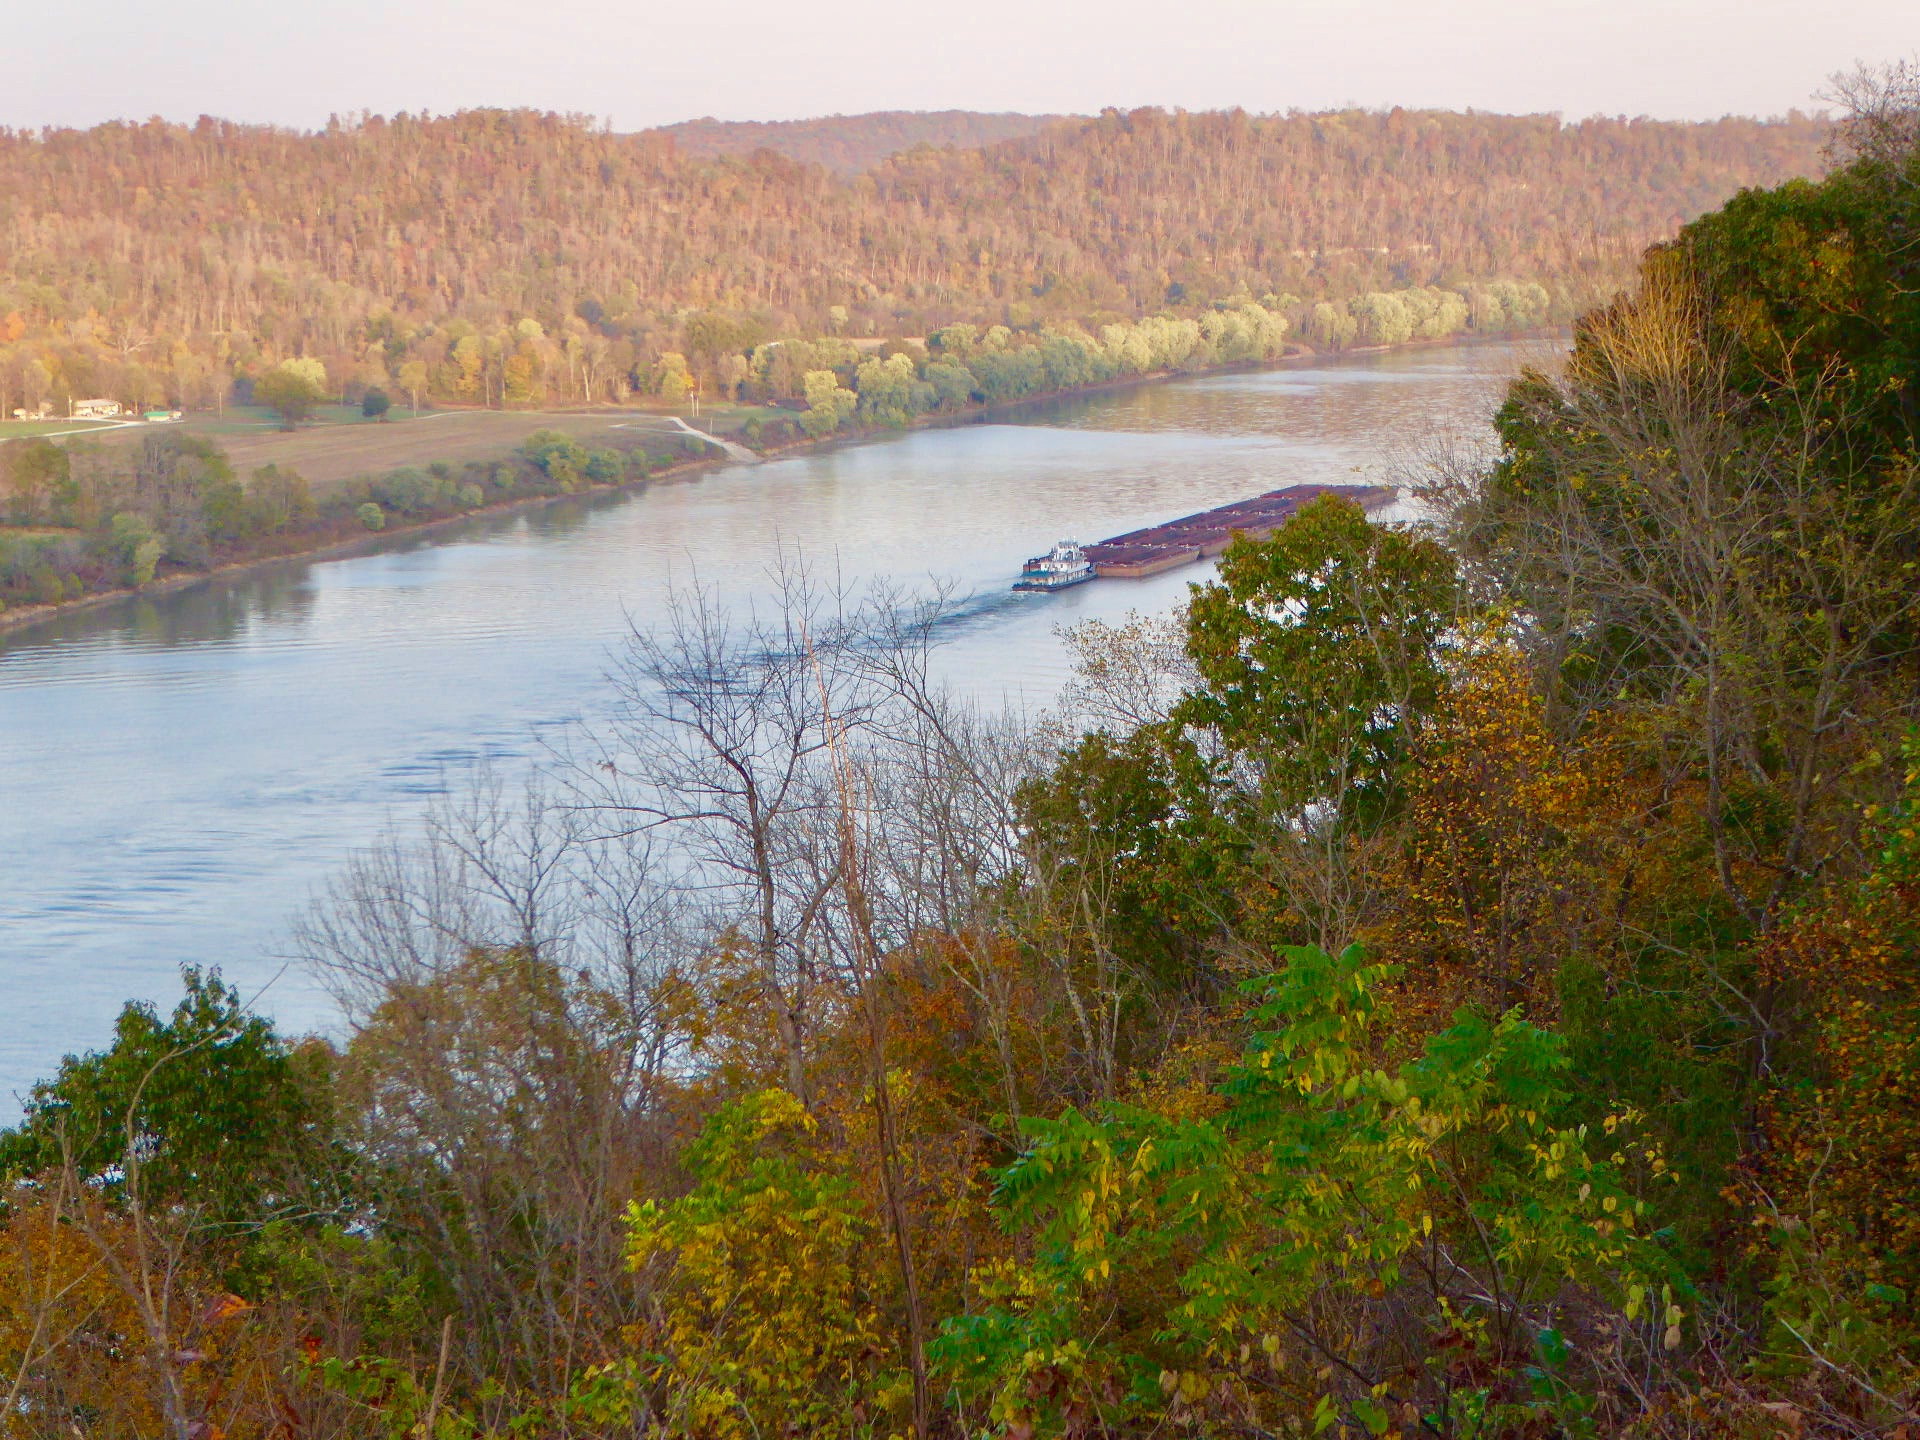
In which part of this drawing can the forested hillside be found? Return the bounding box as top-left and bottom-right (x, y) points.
(0, 106), (1826, 418)
(2, 72), (1916, 1440)
(653, 109), (1067, 172)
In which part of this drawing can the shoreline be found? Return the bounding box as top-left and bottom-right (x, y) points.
(0, 330), (1557, 640)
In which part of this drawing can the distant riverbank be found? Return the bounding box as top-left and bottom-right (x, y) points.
(0, 332), (1557, 640)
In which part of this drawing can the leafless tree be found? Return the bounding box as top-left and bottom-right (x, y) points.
(1822, 56), (1920, 173)
(565, 552), (886, 1108)
(295, 770), (686, 1422)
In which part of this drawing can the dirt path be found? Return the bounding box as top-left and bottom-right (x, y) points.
(611, 415), (761, 464)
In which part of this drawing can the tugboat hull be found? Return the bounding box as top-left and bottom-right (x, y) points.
(1013, 569), (1097, 592)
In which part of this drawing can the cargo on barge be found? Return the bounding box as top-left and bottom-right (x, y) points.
(1082, 483), (1396, 579)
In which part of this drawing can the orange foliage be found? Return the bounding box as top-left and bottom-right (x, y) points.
(0, 1190), (277, 1439)
(1757, 739), (1920, 1301)
(1379, 642), (1630, 1021)
(0, 108), (1827, 411)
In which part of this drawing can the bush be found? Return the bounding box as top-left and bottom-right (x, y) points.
(357, 502), (386, 531)
(371, 468), (440, 515)
(107, 512), (163, 586)
(361, 388), (392, 420)
(455, 483), (485, 509)
(520, 430), (588, 486)
(584, 448), (623, 484)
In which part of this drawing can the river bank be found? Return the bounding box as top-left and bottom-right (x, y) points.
(0, 331), (1556, 640)
(0, 446), (731, 638)
(0, 339), (1539, 1106)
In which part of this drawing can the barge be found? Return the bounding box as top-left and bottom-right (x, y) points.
(1014, 484), (1396, 589)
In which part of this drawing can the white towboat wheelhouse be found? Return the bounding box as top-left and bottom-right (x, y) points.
(1013, 539), (1097, 592)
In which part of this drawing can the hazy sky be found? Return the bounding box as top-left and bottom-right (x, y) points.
(4, 0), (1911, 133)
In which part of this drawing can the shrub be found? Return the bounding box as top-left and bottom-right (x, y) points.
(357, 502), (386, 531)
(520, 430), (588, 486)
(107, 512), (163, 586)
(371, 467), (443, 515)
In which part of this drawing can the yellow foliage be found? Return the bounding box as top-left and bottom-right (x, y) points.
(0, 1192), (272, 1439)
(1380, 641), (1627, 1020)
(626, 1090), (889, 1440)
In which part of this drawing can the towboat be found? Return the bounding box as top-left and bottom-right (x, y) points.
(1013, 540), (1097, 592)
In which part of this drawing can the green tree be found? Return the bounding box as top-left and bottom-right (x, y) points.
(653, 351), (693, 404)
(255, 360), (327, 429)
(799, 368), (857, 436)
(107, 511), (164, 585)
(0, 967), (335, 1225)
(923, 358), (977, 411)
(519, 428), (588, 486)
(1180, 494), (1456, 829)
(938, 944), (1685, 1439)
(2, 437), (68, 524)
(360, 386), (391, 420)
(246, 463), (314, 533)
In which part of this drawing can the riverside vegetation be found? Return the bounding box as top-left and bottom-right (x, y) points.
(0, 426), (706, 611)
(3, 71), (1920, 1440)
(5, 296), (1466, 612)
(0, 103), (1832, 612)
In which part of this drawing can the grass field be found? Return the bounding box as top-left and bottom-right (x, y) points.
(7, 403), (778, 492)
(0, 419), (131, 440)
(166, 402), (423, 437)
(80, 407), (744, 492)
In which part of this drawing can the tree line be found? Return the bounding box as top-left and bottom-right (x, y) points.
(0, 426), (702, 609)
(0, 105), (1826, 421)
(657, 110), (1068, 175)
(2, 72), (1915, 1440)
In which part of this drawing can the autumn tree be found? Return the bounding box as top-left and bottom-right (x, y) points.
(255, 358), (328, 429)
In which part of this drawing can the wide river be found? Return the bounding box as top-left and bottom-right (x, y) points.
(0, 340), (1549, 1112)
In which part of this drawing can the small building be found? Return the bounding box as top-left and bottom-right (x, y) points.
(72, 398), (123, 419)
(143, 410), (183, 423)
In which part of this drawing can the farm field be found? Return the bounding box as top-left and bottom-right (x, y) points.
(0, 419), (133, 440)
(80, 407), (747, 492)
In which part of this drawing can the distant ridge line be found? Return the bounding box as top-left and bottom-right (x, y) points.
(648, 109), (1073, 173)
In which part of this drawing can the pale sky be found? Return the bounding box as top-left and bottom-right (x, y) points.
(3, 0), (1910, 133)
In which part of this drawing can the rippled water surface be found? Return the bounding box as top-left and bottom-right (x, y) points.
(0, 341), (1551, 1110)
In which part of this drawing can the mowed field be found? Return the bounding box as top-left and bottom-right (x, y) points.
(78, 408), (719, 493)
(0, 419), (133, 441)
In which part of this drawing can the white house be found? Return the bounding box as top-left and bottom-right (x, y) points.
(71, 398), (123, 419)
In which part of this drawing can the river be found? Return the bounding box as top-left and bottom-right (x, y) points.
(0, 340), (1553, 1112)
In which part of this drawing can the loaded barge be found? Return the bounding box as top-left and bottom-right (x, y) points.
(1015, 483), (1397, 588)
